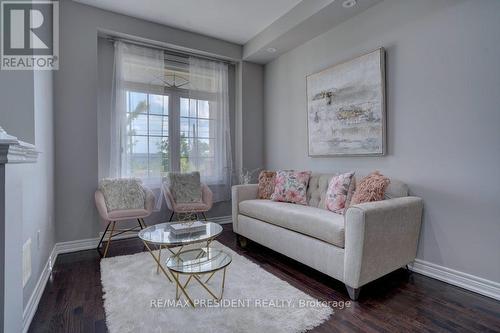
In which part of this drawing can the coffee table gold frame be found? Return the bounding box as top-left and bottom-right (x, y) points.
(168, 248), (230, 308)
(140, 238), (215, 283)
(139, 221), (225, 306)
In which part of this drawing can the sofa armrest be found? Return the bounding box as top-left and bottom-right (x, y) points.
(231, 184), (258, 233)
(344, 196), (423, 288)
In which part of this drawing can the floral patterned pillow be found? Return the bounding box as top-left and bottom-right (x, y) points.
(324, 172), (355, 214)
(258, 170), (276, 199)
(270, 170), (312, 205)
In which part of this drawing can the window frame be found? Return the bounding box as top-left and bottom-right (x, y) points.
(123, 80), (219, 182)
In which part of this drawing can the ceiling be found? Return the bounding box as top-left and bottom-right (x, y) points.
(74, 0), (302, 44)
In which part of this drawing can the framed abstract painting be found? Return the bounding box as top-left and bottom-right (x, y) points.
(306, 48), (386, 156)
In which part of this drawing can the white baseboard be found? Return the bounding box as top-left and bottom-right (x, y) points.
(22, 215), (233, 332)
(22, 246), (57, 333)
(55, 237), (99, 254)
(409, 259), (500, 301)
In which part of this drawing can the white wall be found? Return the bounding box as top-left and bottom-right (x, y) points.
(0, 71), (34, 143)
(0, 68), (55, 332)
(264, 0), (500, 282)
(0, 71), (55, 332)
(241, 62), (265, 176)
(22, 71), (55, 308)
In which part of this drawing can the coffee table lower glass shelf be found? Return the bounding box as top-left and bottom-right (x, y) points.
(166, 248), (232, 307)
(138, 222), (223, 283)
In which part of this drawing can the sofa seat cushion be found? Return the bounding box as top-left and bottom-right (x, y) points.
(239, 199), (345, 248)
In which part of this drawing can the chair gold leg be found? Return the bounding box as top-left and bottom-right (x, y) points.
(97, 222), (111, 250)
(103, 221), (116, 258)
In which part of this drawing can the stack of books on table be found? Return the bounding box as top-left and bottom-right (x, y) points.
(170, 221), (206, 235)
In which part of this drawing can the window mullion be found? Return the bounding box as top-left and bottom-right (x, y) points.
(146, 94), (150, 177)
(170, 92), (181, 172)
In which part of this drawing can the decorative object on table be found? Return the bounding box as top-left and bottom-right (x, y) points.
(257, 170), (276, 199)
(307, 48), (386, 156)
(350, 171), (390, 204)
(270, 170), (312, 205)
(163, 172), (213, 221)
(324, 172), (356, 214)
(95, 178), (155, 257)
(100, 241), (332, 333)
(169, 221), (207, 236)
(138, 222), (224, 306)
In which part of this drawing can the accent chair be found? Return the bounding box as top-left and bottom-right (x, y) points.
(162, 172), (213, 221)
(95, 178), (155, 257)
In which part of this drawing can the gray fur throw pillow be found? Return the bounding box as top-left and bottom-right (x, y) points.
(166, 172), (203, 203)
(99, 178), (145, 212)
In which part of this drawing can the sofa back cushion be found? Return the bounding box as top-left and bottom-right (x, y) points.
(307, 174), (333, 208)
(307, 173), (409, 208)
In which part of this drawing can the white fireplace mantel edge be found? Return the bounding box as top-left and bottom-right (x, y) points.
(0, 126), (39, 164)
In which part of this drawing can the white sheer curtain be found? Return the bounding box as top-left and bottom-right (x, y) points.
(188, 57), (232, 202)
(101, 40), (232, 207)
(110, 41), (165, 179)
(108, 41), (165, 208)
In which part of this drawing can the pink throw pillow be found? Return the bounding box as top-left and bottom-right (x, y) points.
(325, 172), (355, 214)
(350, 171), (390, 205)
(257, 170), (276, 199)
(270, 170), (312, 205)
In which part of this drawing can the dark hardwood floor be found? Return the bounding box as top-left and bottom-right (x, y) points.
(29, 224), (500, 332)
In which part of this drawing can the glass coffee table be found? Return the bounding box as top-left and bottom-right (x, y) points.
(138, 221), (229, 306)
(167, 248), (232, 307)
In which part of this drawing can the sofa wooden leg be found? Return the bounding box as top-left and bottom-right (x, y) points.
(346, 285), (361, 301)
(237, 235), (248, 248)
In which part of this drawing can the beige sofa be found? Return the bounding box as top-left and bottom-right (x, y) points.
(232, 173), (423, 300)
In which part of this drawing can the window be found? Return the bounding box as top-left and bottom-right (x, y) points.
(124, 91), (216, 181)
(180, 98), (216, 178)
(125, 92), (169, 178)
(109, 41), (231, 199)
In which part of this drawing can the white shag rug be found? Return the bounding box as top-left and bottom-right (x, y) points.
(101, 241), (332, 333)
